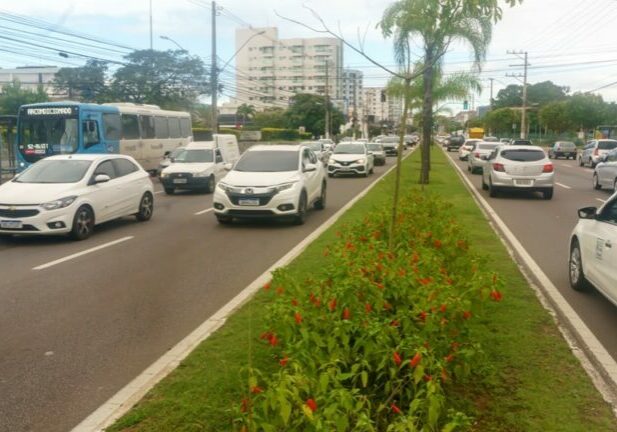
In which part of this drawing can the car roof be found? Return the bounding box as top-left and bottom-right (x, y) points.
(248, 144), (300, 152)
(45, 154), (134, 162)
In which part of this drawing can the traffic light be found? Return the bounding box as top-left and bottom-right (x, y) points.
(463, 100), (469, 110)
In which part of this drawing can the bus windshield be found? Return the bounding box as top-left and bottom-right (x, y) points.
(18, 109), (79, 163)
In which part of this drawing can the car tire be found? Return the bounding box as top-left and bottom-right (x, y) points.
(548, 153), (552, 159)
(164, 187), (175, 195)
(591, 161), (597, 168)
(543, 188), (554, 200)
(314, 182), (326, 210)
(216, 215), (232, 225)
(70, 205), (94, 241)
(488, 179), (498, 197)
(204, 175), (215, 193)
(369, 165), (374, 174)
(482, 178), (489, 190)
(135, 192), (154, 222)
(593, 173), (602, 190)
(293, 192), (307, 225)
(569, 239), (589, 291)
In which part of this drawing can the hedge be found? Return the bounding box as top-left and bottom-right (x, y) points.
(260, 128), (312, 141)
(191, 128), (241, 141)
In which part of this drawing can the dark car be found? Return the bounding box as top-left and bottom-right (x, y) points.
(447, 135), (465, 151)
(511, 139), (533, 146)
(548, 141), (577, 160)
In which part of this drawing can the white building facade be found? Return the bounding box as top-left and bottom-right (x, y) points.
(342, 69), (363, 121)
(0, 66), (60, 96)
(362, 87), (403, 124)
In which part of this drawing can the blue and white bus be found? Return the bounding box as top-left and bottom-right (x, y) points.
(16, 101), (193, 172)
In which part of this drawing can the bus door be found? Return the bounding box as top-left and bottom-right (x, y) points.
(120, 113), (143, 163)
(80, 111), (106, 154)
(139, 114), (159, 171)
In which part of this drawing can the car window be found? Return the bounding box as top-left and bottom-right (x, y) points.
(234, 150), (299, 172)
(598, 199), (617, 225)
(215, 149), (223, 163)
(598, 141), (617, 150)
(478, 144), (499, 151)
(139, 115), (156, 139)
(500, 149), (545, 162)
(302, 149), (312, 167)
(308, 150), (318, 164)
(609, 151), (617, 162)
(14, 160), (92, 184)
(112, 158), (139, 177)
(94, 160), (116, 179)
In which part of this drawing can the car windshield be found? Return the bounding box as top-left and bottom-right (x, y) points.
(367, 144), (383, 151)
(14, 159), (92, 183)
(174, 149), (213, 163)
(306, 142), (322, 151)
(334, 144), (365, 154)
(168, 147), (184, 159)
(478, 144), (499, 150)
(501, 149), (545, 162)
(234, 150), (298, 172)
(598, 141), (617, 150)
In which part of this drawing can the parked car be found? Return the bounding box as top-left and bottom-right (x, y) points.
(592, 148), (617, 191)
(548, 141), (577, 160)
(328, 142), (375, 177)
(366, 143), (386, 166)
(213, 145), (326, 225)
(458, 139), (481, 161)
(481, 145), (554, 199)
(447, 135), (465, 151)
(467, 142), (500, 174)
(303, 141), (330, 165)
(0, 155), (154, 240)
(483, 136), (499, 142)
(377, 136), (401, 156)
(510, 139), (533, 146)
(569, 196), (617, 305)
(157, 146), (185, 176)
(579, 139), (617, 168)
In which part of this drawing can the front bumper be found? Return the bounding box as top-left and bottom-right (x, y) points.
(0, 205), (74, 235)
(213, 187), (299, 219)
(328, 162), (367, 175)
(161, 174), (210, 189)
(490, 171), (554, 190)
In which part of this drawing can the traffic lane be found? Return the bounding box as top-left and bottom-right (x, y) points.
(446, 152), (617, 361)
(0, 158), (399, 432)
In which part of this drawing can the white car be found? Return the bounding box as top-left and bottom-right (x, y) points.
(328, 142), (375, 177)
(593, 148), (617, 191)
(213, 145), (326, 225)
(160, 143), (227, 194)
(468, 141), (500, 174)
(458, 139), (481, 161)
(303, 141), (330, 165)
(0, 155), (154, 240)
(569, 195), (617, 305)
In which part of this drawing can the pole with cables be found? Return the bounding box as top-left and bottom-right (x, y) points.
(211, 1), (218, 134)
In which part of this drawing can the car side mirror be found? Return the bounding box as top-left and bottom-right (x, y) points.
(578, 206), (597, 219)
(224, 163), (233, 171)
(303, 163), (317, 172)
(94, 174), (111, 184)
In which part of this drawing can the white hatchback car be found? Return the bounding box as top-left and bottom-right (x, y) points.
(213, 145), (326, 225)
(569, 196), (617, 305)
(0, 155), (154, 240)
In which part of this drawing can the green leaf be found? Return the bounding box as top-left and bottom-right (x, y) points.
(361, 371), (369, 388)
(279, 395), (291, 425)
(320, 373), (330, 392)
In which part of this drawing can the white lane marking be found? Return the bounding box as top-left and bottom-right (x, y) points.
(154, 190), (164, 195)
(597, 198), (607, 203)
(555, 182), (572, 189)
(71, 149), (418, 432)
(33, 237), (134, 271)
(194, 208), (213, 216)
(445, 150), (617, 409)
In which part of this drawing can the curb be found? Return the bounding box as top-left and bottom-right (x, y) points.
(442, 147), (617, 412)
(71, 147), (417, 432)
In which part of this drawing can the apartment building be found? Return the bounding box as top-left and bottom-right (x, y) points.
(342, 68), (363, 121)
(362, 87), (403, 124)
(0, 66), (60, 96)
(234, 27), (343, 110)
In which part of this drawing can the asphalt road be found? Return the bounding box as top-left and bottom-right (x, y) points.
(444, 148), (617, 363)
(0, 156), (401, 432)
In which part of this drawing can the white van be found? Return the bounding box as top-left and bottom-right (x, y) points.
(160, 135), (240, 195)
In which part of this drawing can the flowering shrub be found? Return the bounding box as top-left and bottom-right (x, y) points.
(237, 192), (503, 431)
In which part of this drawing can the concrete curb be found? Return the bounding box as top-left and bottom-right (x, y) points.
(442, 147), (617, 412)
(71, 148), (417, 432)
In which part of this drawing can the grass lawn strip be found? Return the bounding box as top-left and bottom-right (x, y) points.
(108, 148), (617, 432)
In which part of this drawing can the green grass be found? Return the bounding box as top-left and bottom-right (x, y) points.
(108, 148), (617, 432)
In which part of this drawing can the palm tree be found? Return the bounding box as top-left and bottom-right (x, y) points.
(236, 103), (256, 126)
(380, 0), (520, 184)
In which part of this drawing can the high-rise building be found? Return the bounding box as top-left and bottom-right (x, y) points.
(362, 87), (403, 124)
(342, 69), (363, 122)
(234, 27), (343, 110)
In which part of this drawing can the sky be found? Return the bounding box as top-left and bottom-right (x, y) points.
(2, 0), (617, 113)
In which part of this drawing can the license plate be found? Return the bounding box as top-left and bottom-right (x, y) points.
(1, 220), (22, 229)
(238, 198), (260, 206)
(514, 179), (533, 187)
(173, 178), (187, 184)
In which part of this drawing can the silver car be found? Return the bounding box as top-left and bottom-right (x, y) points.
(481, 145), (554, 200)
(304, 141), (330, 165)
(579, 139), (617, 168)
(593, 148), (617, 191)
(467, 142), (500, 174)
(366, 143), (386, 166)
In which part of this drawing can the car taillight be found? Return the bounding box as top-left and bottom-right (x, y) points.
(594, 148), (599, 156)
(493, 163), (505, 172)
(543, 164), (554, 173)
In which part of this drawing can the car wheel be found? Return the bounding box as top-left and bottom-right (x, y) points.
(543, 188), (554, 200)
(136, 192), (154, 221)
(216, 215), (232, 225)
(593, 173), (602, 190)
(70, 206), (94, 241)
(569, 239), (588, 291)
(548, 153), (552, 159)
(482, 177), (489, 190)
(164, 187), (175, 195)
(293, 192), (307, 225)
(591, 160), (597, 168)
(204, 175), (215, 193)
(488, 179), (498, 197)
(314, 182), (326, 210)
(369, 165), (374, 174)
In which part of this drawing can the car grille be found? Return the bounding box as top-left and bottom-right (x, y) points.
(228, 210), (275, 216)
(227, 191), (276, 206)
(0, 209), (40, 218)
(337, 161), (354, 167)
(168, 172), (193, 179)
(0, 224), (38, 231)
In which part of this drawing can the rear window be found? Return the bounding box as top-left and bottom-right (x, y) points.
(598, 141), (617, 150)
(556, 142), (575, 149)
(478, 144), (499, 150)
(501, 149), (545, 162)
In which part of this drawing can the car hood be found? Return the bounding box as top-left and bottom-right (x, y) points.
(0, 181), (81, 205)
(222, 170), (300, 187)
(331, 154), (366, 162)
(163, 162), (214, 174)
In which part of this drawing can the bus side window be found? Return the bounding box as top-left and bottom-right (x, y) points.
(139, 115), (156, 139)
(168, 118), (181, 139)
(83, 120), (100, 148)
(180, 118), (191, 138)
(122, 114), (140, 140)
(154, 116), (169, 138)
(103, 113), (121, 141)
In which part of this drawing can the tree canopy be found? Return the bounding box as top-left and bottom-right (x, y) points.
(285, 93), (344, 137)
(0, 80), (49, 115)
(53, 60), (109, 103)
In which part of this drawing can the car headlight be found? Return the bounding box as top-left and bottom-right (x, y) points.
(217, 182), (233, 192)
(193, 171), (210, 178)
(273, 182), (297, 193)
(356, 158), (366, 164)
(160, 172), (169, 178)
(328, 158), (336, 165)
(40, 196), (77, 210)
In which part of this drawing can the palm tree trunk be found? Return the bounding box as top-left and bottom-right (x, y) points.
(388, 77), (411, 251)
(420, 49), (434, 184)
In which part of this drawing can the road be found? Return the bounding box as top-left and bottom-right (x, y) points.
(444, 149), (617, 363)
(0, 157), (399, 432)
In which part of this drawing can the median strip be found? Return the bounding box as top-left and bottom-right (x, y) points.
(32, 236), (134, 271)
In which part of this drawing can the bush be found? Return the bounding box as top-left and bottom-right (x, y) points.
(261, 128), (311, 141)
(237, 193), (503, 431)
(192, 128), (241, 141)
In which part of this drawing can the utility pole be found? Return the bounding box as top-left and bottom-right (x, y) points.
(149, 0), (153, 50)
(489, 78), (494, 107)
(211, 1), (218, 134)
(506, 50), (529, 139)
(324, 59), (330, 139)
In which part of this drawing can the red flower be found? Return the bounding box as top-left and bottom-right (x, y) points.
(376, 263), (385, 272)
(451, 341), (460, 351)
(398, 268), (406, 277)
(456, 239), (467, 250)
(372, 230), (381, 239)
(391, 403), (402, 414)
(291, 298), (299, 307)
(418, 311), (427, 322)
(390, 319), (400, 327)
(462, 310), (472, 320)
(383, 302), (393, 311)
(250, 386), (263, 394)
(359, 235), (368, 242)
(262, 282), (271, 291)
(276, 286), (284, 295)
(329, 298), (337, 312)
(294, 312), (303, 324)
(342, 307), (351, 320)
(306, 398), (317, 412)
(490, 290), (503, 302)
(419, 277), (433, 286)
(445, 354), (454, 363)
(268, 334), (279, 347)
(423, 374), (432, 382)
(365, 303), (373, 314)
(375, 282), (385, 290)
(411, 252), (419, 263)
(259, 331), (272, 341)
(439, 304), (447, 313)
(279, 356), (289, 366)
(433, 239), (442, 249)
(393, 351), (402, 366)
(410, 352), (422, 368)
(240, 398), (249, 413)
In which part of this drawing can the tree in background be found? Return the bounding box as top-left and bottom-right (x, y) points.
(192, 104), (213, 128)
(565, 92), (607, 131)
(0, 80), (48, 115)
(236, 103), (256, 126)
(484, 107), (520, 135)
(285, 93), (344, 137)
(539, 101), (569, 134)
(253, 107), (287, 129)
(493, 84), (522, 109)
(52, 60), (109, 103)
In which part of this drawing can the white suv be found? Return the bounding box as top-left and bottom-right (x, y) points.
(327, 142), (375, 177)
(213, 145), (326, 225)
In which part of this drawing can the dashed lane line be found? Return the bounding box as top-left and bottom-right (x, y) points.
(194, 208), (214, 216)
(555, 182), (572, 189)
(32, 237), (134, 271)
